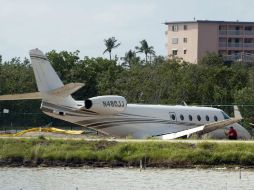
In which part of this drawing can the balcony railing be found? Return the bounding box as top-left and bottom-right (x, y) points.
(244, 43), (254, 48)
(219, 30), (254, 35)
(245, 31), (254, 35)
(219, 42), (254, 48)
(219, 30), (227, 35)
(219, 30), (243, 35)
(223, 52), (254, 63)
(228, 43), (242, 48)
(219, 42), (227, 48)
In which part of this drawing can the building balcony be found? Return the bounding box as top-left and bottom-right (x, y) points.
(219, 42), (227, 48)
(223, 52), (254, 63)
(245, 31), (254, 35)
(244, 43), (254, 48)
(219, 30), (227, 35)
(219, 30), (254, 36)
(219, 42), (254, 49)
(228, 43), (242, 48)
(219, 30), (243, 35)
(219, 42), (242, 48)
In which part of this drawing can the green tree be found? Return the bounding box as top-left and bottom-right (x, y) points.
(103, 37), (121, 60)
(199, 52), (224, 66)
(121, 50), (140, 68)
(135, 40), (155, 63)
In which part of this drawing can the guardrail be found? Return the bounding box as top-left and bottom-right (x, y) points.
(219, 30), (254, 36)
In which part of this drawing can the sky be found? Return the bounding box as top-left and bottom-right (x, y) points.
(1, 0), (254, 61)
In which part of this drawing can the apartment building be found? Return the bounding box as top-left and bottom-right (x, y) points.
(165, 20), (254, 63)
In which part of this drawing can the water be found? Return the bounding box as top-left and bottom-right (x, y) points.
(0, 167), (254, 190)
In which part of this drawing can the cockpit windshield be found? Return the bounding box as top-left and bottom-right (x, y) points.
(221, 111), (230, 119)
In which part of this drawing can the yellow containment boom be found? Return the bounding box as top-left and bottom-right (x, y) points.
(0, 127), (84, 137)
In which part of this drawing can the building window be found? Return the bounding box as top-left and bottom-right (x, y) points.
(184, 25), (188, 30)
(172, 38), (178, 44)
(172, 25), (178, 32)
(189, 115), (193, 121)
(172, 50), (178, 56)
(184, 49), (187, 54)
(180, 114), (184, 121)
(197, 115), (201, 121)
(183, 38), (187, 43)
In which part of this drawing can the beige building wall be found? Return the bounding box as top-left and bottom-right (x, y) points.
(167, 23), (199, 63)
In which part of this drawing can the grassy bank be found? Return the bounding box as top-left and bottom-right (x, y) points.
(1, 138), (254, 168)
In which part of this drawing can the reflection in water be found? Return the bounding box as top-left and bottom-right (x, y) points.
(0, 168), (254, 190)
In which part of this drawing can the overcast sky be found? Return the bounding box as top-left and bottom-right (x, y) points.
(1, 0), (254, 61)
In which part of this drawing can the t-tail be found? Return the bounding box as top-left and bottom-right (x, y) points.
(0, 49), (84, 108)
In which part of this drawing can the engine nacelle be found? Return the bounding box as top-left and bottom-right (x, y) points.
(84, 95), (127, 115)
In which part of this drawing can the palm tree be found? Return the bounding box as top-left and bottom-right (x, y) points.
(121, 50), (136, 66)
(135, 40), (155, 63)
(103, 37), (121, 60)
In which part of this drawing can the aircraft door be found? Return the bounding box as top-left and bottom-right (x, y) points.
(168, 112), (177, 122)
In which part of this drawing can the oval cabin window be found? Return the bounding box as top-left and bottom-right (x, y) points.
(197, 115), (201, 121)
(180, 114), (184, 121)
(171, 114), (176, 120)
(189, 115), (193, 121)
(214, 116), (218, 121)
(206, 115), (209, 121)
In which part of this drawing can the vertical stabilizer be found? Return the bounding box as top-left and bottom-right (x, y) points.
(29, 49), (77, 107)
(29, 49), (63, 92)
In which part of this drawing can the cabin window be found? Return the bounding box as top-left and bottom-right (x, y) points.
(197, 115), (201, 121)
(189, 115), (192, 121)
(214, 116), (218, 121)
(171, 114), (176, 120)
(180, 114), (184, 121)
(206, 115), (209, 121)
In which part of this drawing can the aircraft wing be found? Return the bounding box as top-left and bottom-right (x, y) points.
(160, 117), (242, 140)
(0, 92), (42, 100)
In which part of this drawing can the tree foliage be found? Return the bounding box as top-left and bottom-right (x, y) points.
(135, 40), (155, 63)
(1, 51), (254, 128)
(103, 37), (121, 60)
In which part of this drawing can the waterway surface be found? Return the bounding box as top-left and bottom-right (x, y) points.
(0, 167), (254, 190)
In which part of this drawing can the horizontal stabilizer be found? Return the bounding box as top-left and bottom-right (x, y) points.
(0, 92), (41, 101)
(161, 117), (242, 140)
(47, 83), (84, 97)
(0, 83), (84, 101)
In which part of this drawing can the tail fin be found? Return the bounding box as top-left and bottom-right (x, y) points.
(29, 49), (80, 107)
(29, 49), (63, 92)
(0, 49), (83, 108)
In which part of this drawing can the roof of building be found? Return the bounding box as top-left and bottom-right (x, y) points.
(164, 20), (254, 25)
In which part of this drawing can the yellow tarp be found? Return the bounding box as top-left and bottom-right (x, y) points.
(0, 127), (84, 137)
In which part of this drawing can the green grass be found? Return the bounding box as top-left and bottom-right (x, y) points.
(1, 138), (254, 167)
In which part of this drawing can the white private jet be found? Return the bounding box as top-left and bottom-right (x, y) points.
(0, 49), (251, 139)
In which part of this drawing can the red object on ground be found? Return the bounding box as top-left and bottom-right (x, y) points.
(228, 128), (237, 140)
